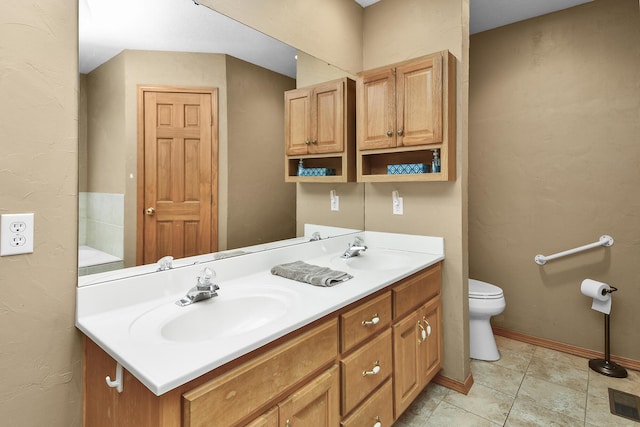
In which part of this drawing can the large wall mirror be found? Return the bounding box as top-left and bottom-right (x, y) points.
(78, 0), (364, 281)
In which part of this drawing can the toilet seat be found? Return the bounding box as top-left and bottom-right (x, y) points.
(469, 279), (504, 300)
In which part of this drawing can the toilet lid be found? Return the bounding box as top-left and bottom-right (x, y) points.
(469, 279), (504, 299)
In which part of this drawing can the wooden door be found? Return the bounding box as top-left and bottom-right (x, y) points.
(395, 54), (443, 147)
(392, 312), (421, 419)
(309, 80), (344, 154)
(357, 67), (396, 151)
(138, 87), (218, 265)
(278, 365), (340, 427)
(285, 88), (311, 156)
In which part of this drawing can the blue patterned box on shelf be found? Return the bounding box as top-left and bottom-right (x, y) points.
(387, 163), (429, 174)
(298, 167), (336, 176)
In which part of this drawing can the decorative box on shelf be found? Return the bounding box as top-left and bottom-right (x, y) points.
(387, 163), (429, 175)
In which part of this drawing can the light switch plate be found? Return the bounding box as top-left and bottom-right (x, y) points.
(1, 213), (34, 256)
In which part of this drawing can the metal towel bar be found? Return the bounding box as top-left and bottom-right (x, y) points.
(535, 235), (614, 265)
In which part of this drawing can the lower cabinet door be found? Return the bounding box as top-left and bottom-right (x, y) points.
(278, 365), (340, 427)
(392, 311), (421, 418)
(419, 296), (442, 385)
(341, 379), (393, 427)
(246, 407), (278, 427)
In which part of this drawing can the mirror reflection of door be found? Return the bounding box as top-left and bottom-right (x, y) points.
(137, 86), (218, 265)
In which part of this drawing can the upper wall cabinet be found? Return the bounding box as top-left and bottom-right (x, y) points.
(356, 51), (456, 182)
(284, 78), (356, 183)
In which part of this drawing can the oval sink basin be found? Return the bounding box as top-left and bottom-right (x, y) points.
(129, 285), (297, 343)
(332, 250), (415, 271)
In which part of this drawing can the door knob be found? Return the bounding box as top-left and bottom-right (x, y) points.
(146, 207), (155, 216)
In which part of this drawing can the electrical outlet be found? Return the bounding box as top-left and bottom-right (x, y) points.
(393, 197), (404, 215)
(1, 213), (34, 256)
(331, 195), (340, 211)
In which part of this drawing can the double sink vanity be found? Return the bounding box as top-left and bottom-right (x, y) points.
(77, 230), (444, 426)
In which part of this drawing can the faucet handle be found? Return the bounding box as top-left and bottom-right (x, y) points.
(157, 256), (174, 271)
(197, 267), (215, 287)
(352, 236), (365, 247)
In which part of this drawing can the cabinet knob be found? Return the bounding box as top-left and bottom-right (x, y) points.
(304, 139), (310, 145)
(311, 139), (317, 145)
(417, 321), (427, 343)
(286, 420), (291, 427)
(362, 361), (381, 376)
(361, 313), (380, 326)
(373, 416), (382, 427)
(423, 317), (432, 337)
(145, 207), (155, 216)
(386, 130), (393, 137)
(397, 129), (404, 136)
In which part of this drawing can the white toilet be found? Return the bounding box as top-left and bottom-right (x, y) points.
(469, 279), (506, 361)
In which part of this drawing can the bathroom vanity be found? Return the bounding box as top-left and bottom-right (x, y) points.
(77, 231), (444, 426)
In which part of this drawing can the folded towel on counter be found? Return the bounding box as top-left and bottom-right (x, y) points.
(270, 260), (353, 287)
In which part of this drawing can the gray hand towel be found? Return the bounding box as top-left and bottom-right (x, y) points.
(270, 260), (353, 287)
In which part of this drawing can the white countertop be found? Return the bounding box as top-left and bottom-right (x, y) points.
(76, 231), (444, 395)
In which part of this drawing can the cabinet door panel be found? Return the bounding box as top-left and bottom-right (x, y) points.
(357, 68), (395, 150)
(395, 54), (443, 147)
(419, 296), (442, 385)
(285, 89), (311, 155)
(392, 312), (421, 418)
(310, 81), (344, 154)
(278, 365), (340, 427)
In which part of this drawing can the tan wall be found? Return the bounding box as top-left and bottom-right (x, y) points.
(469, 0), (640, 360)
(362, 0), (470, 383)
(225, 56), (297, 248)
(79, 74), (88, 193)
(86, 54), (126, 194)
(0, 1), (82, 426)
(294, 52), (365, 236)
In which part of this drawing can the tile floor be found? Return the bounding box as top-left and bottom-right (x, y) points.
(395, 336), (640, 426)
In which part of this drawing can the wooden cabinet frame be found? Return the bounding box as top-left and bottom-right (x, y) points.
(284, 78), (356, 183)
(356, 51), (456, 182)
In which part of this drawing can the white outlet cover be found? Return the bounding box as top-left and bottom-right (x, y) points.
(393, 197), (404, 215)
(331, 195), (340, 211)
(1, 213), (34, 256)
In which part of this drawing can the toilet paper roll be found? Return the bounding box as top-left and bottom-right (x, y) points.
(580, 279), (612, 314)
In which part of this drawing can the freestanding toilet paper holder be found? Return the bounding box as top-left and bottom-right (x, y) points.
(589, 286), (627, 378)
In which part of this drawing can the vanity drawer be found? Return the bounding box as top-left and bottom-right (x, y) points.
(182, 318), (338, 427)
(393, 263), (441, 320)
(340, 328), (392, 415)
(341, 378), (393, 427)
(341, 292), (392, 353)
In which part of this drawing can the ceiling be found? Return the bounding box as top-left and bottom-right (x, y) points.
(79, 0), (592, 76)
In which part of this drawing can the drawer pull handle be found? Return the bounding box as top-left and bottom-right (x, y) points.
(363, 361), (381, 376)
(423, 317), (432, 337)
(361, 313), (380, 326)
(374, 415), (382, 427)
(417, 321), (427, 343)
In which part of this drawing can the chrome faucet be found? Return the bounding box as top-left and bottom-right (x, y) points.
(309, 232), (322, 241)
(156, 256), (174, 271)
(175, 267), (220, 307)
(340, 236), (368, 259)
